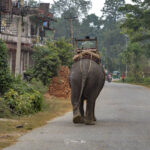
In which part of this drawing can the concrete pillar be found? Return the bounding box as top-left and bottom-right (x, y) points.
(20, 51), (23, 75)
(8, 51), (12, 72)
(36, 25), (40, 43)
(15, 0), (24, 76)
(27, 15), (31, 37)
(15, 16), (22, 76)
(27, 51), (30, 68)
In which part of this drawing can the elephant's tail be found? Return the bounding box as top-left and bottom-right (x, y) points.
(77, 61), (89, 108)
(77, 73), (87, 110)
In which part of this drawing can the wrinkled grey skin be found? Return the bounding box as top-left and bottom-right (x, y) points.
(69, 59), (105, 125)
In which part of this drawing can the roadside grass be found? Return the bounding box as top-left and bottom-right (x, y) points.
(0, 96), (71, 150)
(113, 79), (150, 88)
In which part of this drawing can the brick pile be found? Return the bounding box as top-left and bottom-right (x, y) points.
(49, 66), (71, 99)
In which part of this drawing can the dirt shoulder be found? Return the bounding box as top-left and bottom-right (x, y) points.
(0, 95), (71, 150)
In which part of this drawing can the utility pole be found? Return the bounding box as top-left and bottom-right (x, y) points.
(0, 0), (2, 33)
(64, 16), (77, 45)
(125, 35), (128, 77)
(15, 0), (23, 76)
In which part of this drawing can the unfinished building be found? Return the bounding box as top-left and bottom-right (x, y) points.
(0, 0), (55, 75)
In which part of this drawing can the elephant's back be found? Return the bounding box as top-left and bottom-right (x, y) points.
(70, 59), (105, 84)
(71, 59), (102, 73)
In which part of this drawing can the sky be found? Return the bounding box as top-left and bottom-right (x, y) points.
(37, 0), (132, 17)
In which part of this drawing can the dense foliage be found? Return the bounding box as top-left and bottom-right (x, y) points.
(99, 0), (126, 72)
(27, 38), (73, 85)
(0, 76), (44, 116)
(119, 0), (150, 79)
(2, 89), (42, 115)
(0, 39), (44, 116)
(0, 40), (12, 95)
(55, 38), (74, 67)
(51, 0), (92, 18)
(32, 42), (60, 85)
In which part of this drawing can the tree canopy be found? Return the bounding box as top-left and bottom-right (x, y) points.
(29, 38), (73, 85)
(51, 0), (92, 18)
(119, 0), (150, 79)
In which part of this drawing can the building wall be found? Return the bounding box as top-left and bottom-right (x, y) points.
(0, 1), (54, 76)
(0, 13), (34, 75)
(7, 42), (33, 75)
(1, 14), (31, 37)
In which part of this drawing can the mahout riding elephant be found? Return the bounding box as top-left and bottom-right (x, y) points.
(69, 59), (105, 125)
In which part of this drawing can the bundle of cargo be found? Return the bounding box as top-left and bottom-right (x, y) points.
(73, 37), (101, 64)
(49, 66), (71, 99)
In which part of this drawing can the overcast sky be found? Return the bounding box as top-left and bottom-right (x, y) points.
(37, 0), (132, 17)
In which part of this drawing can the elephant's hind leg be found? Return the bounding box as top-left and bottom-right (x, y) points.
(71, 82), (83, 124)
(85, 100), (95, 125)
(78, 99), (85, 123)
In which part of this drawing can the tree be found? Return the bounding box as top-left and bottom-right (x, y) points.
(32, 42), (60, 85)
(30, 39), (73, 85)
(119, 0), (150, 79)
(55, 38), (74, 67)
(102, 0), (125, 29)
(79, 14), (101, 38)
(51, 0), (92, 42)
(119, 0), (150, 57)
(53, 17), (74, 40)
(0, 40), (12, 95)
(100, 0), (126, 72)
(51, 0), (92, 18)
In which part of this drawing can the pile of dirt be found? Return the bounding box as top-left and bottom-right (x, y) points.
(49, 66), (71, 99)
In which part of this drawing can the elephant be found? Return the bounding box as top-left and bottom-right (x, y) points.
(69, 59), (105, 125)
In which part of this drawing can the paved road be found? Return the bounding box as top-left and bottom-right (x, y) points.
(4, 83), (150, 150)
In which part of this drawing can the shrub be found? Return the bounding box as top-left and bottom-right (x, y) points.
(10, 75), (33, 94)
(28, 39), (73, 85)
(29, 78), (48, 94)
(55, 38), (74, 67)
(125, 77), (135, 83)
(3, 89), (43, 115)
(23, 68), (33, 82)
(143, 77), (150, 85)
(1, 76), (44, 116)
(125, 76), (150, 86)
(0, 39), (12, 95)
(0, 98), (11, 118)
(32, 42), (61, 85)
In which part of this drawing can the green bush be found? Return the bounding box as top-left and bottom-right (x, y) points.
(28, 39), (73, 85)
(125, 76), (150, 86)
(0, 76), (44, 116)
(143, 77), (150, 85)
(125, 77), (136, 83)
(29, 78), (48, 94)
(0, 98), (11, 118)
(10, 75), (33, 94)
(55, 38), (74, 67)
(32, 43), (61, 85)
(3, 89), (43, 115)
(23, 68), (33, 82)
(0, 39), (12, 95)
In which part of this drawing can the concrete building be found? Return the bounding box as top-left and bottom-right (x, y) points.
(0, 0), (55, 75)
